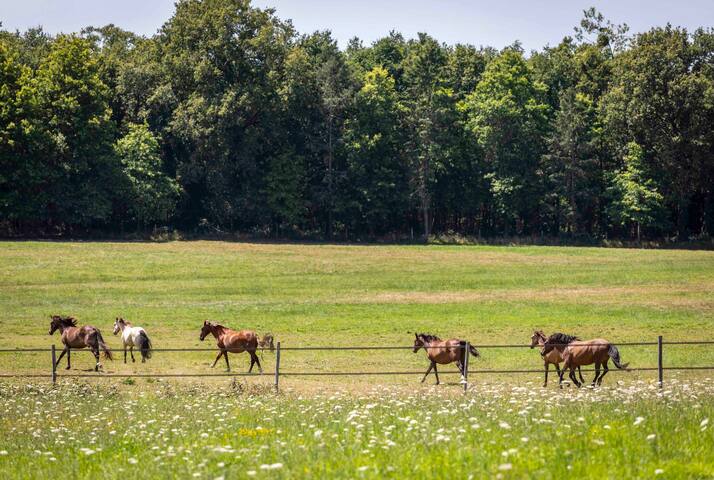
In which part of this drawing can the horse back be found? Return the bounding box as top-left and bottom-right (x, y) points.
(565, 338), (610, 365)
(221, 329), (258, 352)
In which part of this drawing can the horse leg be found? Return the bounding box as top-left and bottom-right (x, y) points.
(224, 351), (230, 372)
(252, 352), (263, 374)
(93, 345), (101, 372)
(433, 363), (440, 385)
(55, 346), (68, 369)
(420, 362), (434, 383)
(130, 346), (135, 363)
(598, 360), (609, 385)
(592, 362), (601, 387)
(569, 367), (581, 388)
(123, 345), (127, 364)
(211, 350), (224, 368)
(543, 362), (549, 388)
(578, 366), (585, 384)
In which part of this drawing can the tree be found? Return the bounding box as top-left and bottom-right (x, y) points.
(607, 143), (665, 240)
(402, 33), (451, 238)
(465, 49), (550, 234)
(343, 66), (409, 235)
(27, 35), (121, 229)
(115, 123), (180, 229)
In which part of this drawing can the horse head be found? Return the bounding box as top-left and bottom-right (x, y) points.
(530, 330), (546, 349)
(199, 321), (213, 341)
(113, 317), (124, 335)
(413, 333), (425, 353)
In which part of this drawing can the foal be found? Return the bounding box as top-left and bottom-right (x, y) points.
(541, 333), (629, 387)
(113, 317), (153, 363)
(413, 333), (480, 385)
(199, 321), (262, 373)
(530, 330), (584, 387)
(48, 315), (113, 371)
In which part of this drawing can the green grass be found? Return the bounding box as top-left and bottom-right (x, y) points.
(0, 381), (712, 479)
(0, 241), (712, 379)
(1, 241), (714, 478)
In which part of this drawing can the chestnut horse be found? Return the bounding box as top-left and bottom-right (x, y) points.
(199, 321), (262, 373)
(530, 330), (584, 387)
(48, 315), (113, 371)
(541, 333), (629, 387)
(413, 333), (480, 385)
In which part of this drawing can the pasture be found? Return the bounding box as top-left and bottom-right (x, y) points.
(1, 241), (713, 477)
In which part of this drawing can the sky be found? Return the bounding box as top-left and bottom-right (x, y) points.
(1, 0), (713, 51)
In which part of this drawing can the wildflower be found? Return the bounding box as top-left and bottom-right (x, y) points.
(498, 421), (511, 430)
(646, 434), (656, 441)
(246, 471), (256, 477)
(314, 429), (323, 439)
(655, 469), (664, 475)
(259, 463), (283, 470)
(357, 466), (369, 472)
(498, 464), (512, 471)
(128, 458), (138, 464)
(0, 450), (7, 455)
(633, 417), (645, 426)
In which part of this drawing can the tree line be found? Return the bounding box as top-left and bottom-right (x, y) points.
(1, 2), (713, 241)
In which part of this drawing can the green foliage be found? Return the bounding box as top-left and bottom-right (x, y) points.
(1, 8), (713, 240)
(115, 123), (180, 227)
(607, 142), (666, 239)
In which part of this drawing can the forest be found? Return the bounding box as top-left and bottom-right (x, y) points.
(1, 1), (713, 241)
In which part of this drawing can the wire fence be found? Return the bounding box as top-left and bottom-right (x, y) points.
(0, 337), (712, 391)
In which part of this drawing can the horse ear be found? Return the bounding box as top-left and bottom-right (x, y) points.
(415, 333), (418, 339)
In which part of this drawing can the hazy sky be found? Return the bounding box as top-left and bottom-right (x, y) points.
(2, 0), (713, 51)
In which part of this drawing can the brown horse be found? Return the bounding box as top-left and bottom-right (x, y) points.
(541, 333), (629, 387)
(530, 330), (584, 387)
(199, 321), (262, 373)
(48, 315), (113, 371)
(413, 333), (480, 385)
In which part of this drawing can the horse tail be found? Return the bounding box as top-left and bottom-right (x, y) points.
(460, 341), (480, 359)
(137, 331), (152, 360)
(96, 331), (113, 360)
(608, 344), (629, 370)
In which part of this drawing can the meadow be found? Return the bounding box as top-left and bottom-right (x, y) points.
(1, 241), (714, 478)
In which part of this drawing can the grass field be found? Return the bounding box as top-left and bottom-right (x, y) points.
(1, 241), (713, 478)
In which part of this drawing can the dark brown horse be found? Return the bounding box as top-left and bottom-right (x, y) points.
(199, 321), (262, 373)
(541, 333), (629, 387)
(530, 330), (584, 387)
(48, 315), (113, 371)
(413, 333), (480, 385)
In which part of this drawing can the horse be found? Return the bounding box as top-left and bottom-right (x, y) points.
(48, 315), (113, 371)
(113, 317), (153, 363)
(530, 330), (585, 387)
(541, 333), (629, 387)
(258, 333), (275, 352)
(412, 333), (480, 385)
(199, 321), (262, 373)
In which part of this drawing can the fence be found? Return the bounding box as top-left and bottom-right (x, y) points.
(1, 336), (714, 392)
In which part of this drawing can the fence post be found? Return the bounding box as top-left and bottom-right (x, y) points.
(51, 344), (56, 384)
(274, 342), (281, 393)
(463, 342), (470, 393)
(658, 335), (663, 388)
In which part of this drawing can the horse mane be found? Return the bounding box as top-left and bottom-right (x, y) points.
(546, 332), (580, 345)
(55, 316), (78, 327)
(418, 333), (441, 342)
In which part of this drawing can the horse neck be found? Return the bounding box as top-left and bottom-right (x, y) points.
(211, 326), (226, 339)
(536, 334), (546, 347)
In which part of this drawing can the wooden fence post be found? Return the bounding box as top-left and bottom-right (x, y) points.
(658, 335), (663, 388)
(51, 344), (56, 384)
(274, 342), (281, 393)
(463, 342), (470, 393)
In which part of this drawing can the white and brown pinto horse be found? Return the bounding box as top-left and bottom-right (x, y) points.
(113, 317), (152, 363)
(530, 330), (584, 387)
(48, 315), (113, 371)
(541, 333), (629, 387)
(413, 333), (480, 385)
(199, 321), (263, 373)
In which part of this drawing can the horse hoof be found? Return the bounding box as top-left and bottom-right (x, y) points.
(65, 366), (71, 370)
